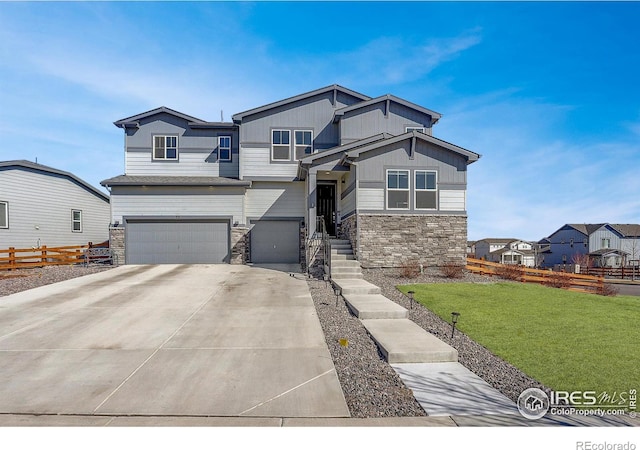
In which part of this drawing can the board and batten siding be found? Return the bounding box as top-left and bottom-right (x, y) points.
(124, 113), (239, 178)
(0, 168), (110, 248)
(340, 102), (432, 144)
(245, 181), (305, 219)
(110, 186), (244, 225)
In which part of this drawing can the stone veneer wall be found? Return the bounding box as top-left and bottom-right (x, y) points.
(356, 214), (467, 268)
(230, 226), (249, 265)
(108, 226), (125, 265)
(338, 215), (358, 257)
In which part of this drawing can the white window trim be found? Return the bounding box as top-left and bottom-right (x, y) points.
(414, 170), (438, 210)
(0, 201), (8, 229)
(406, 126), (426, 133)
(386, 169), (410, 210)
(152, 135), (178, 160)
(293, 130), (314, 161)
(271, 129), (291, 161)
(218, 136), (232, 161)
(72, 209), (82, 233)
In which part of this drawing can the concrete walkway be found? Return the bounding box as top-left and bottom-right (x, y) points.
(330, 239), (519, 418)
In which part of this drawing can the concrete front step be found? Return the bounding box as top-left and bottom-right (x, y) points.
(331, 249), (354, 255)
(331, 266), (362, 274)
(332, 278), (381, 295)
(343, 294), (408, 319)
(331, 254), (356, 260)
(330, 240), (351, 245)
(361, 319), (458, 363)
(331, 259), (362, 268)
(331, 272), (364, 280)
(330, 243), (352, 250)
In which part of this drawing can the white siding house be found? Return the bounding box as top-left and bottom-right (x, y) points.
(0, 160), (110, 249)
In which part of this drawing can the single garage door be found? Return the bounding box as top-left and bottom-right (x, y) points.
(126, 219), (230, 264)
(250, 220), (300, 263)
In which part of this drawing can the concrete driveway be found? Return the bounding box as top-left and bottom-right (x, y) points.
(0, 264), (349, 421)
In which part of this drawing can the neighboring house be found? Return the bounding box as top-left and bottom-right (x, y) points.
(0, 160), (110, 249)
(102, 85), (480, 267)
(540, 223), (640, 268)
(474, 238), (536, 267)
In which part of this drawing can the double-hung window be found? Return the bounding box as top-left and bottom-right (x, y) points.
(72, 210), (82, 232)
(294, 130), (313, 160)
(218, 136), (231, 161)
(0, 201), (8, 229)
(387, 170), (410, 209)
(272, 130), (291, 161)
(153, 135), (178, 160)
(415, 170), (437, 209)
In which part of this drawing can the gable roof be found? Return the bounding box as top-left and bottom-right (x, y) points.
(476, 238), (520, 245)
(0, 160), (109, 202)
(232, 84), (370, 122)
(607, 224), (640, 238)
(298, 133), (394, 165)
(333, 94), (442, 124)
(547, 223), (640, 239)
(342, 130), (480, 163)
(114, 106), (207, 128)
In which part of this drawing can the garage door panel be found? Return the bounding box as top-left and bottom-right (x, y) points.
(250, 220), (300, 264)
(126, 220), (229, 264)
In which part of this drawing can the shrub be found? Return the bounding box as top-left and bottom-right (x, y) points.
(544, 272), (572, 289)
(398, 260), (420, 278)
(440, 263), (465, 279)
(495, 264), (524, 281)
(595, 282), (618, 297)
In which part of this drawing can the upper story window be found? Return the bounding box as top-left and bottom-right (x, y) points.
(272, 130), (291, 161)
(406, 126), (426, 133)
(294, 130), (313, 160)
(601, 238), (611, 249)
(386, 169), (409, 209)
(415, 171), (437, 209)
(153, 135), (178, 160)
(218, 136), (231, 161)
(0, 201), (8, 229)
(72, 209), (82, 232)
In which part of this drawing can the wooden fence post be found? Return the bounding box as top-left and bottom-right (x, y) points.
(9, 247), (15, 271)
(41, 245), (47, 265)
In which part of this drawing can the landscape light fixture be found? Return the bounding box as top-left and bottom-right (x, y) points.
(334, 286), (342, 307)
(451, 312), (460, 338)
(407, 290), (415, 309)
(323, 274), (329, 287)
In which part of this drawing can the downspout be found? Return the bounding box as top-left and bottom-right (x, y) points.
(348, 159), (360, 261)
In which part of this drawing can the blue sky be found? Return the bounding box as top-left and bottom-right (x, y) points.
(1, 1), (639, 241)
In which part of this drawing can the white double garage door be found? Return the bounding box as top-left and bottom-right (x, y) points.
(125, 218), (300, 265)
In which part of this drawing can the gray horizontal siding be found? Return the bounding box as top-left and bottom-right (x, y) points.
(0, 169), (110, 248)
(245, 181), (305, 218)
(240, 148), (299, 180)
(110, 186), (244, 225)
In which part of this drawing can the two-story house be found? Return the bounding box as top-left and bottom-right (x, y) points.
(101, 85), (480, 267)
(474, 238), (536, 267)
(539, 223), (640, 268)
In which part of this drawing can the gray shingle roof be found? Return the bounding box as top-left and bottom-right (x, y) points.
(0, 160), (109, 202)
(100, 175), (251, 187)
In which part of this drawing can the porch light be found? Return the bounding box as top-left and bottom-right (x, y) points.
(334, 286), (342, 307)
(451, 312), (460, 338)
(407, 290), (415, 310)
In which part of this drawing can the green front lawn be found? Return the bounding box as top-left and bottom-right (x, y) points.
(397, 282), (640, 394)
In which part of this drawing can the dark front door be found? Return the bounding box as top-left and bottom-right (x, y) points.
(317, 183), (336, 236)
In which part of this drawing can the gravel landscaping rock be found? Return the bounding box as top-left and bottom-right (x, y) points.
(308, 265), (551, 418)
(0, 265), (114, 297)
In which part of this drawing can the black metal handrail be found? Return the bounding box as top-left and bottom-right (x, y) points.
(317, 216), (331, 279)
